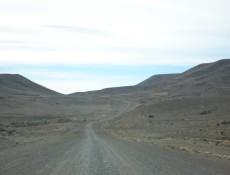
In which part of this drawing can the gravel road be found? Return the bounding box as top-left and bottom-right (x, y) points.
(0, 102), (229, 175)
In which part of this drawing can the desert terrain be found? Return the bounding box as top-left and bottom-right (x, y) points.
(0, 59), (230, 174)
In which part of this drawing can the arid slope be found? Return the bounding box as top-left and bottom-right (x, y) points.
(104, 59), (230, 159)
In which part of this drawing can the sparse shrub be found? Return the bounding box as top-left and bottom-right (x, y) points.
(57, 118), (72, 123)
(221, 121), (230, 125)
(168, 145), (176, 149)
(11, 122), (26, 127)
(148, 114), (154, 118)
(199, 110), (210, 115)
(26, 122), (39, 126)
(0, 127), (6, 132)
(8, 129), (16, 135)
(11, 121), (48, 127)
(216, 123), (220, 133)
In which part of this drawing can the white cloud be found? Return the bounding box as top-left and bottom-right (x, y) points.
(0, 0), (229, 92)
(0, 0), (229, 66)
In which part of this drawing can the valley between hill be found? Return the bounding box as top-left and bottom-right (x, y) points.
(0, 59), (230, 174)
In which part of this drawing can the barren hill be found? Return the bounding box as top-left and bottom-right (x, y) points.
(138, 59), (230, 88)
(165, 59), (230, 97)
(136, 59), (230, 98)
(0, 74), (60, 96)
(71, 59), (230, 98)
(137, 74), (179, 87)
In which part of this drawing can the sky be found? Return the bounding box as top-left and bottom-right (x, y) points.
(0, 0), (229, 94)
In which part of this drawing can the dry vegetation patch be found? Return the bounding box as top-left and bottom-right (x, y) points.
(0, 118), (83, 149)
(105, 97), (230, 160)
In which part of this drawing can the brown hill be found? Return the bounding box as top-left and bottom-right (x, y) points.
(71, 59), (230, 98)
(137, 74), (179, 87)
(138, 59), (230, 87)
(135, 59), (230, 98)
(0, 74), (60, 96)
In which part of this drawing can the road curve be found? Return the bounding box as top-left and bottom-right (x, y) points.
(0, 102), (230, 175)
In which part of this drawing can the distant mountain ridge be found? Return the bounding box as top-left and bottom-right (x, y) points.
(138, 59), (230, 87)
(0, 74), (60, 96)
(1, 59), (229, 97)
(137, 59), (230, 97)
(179, 59), (230, 81)
(71, 59), (230, 97)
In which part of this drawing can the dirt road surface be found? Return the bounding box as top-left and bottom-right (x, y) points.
(0, 103), (229, 175)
